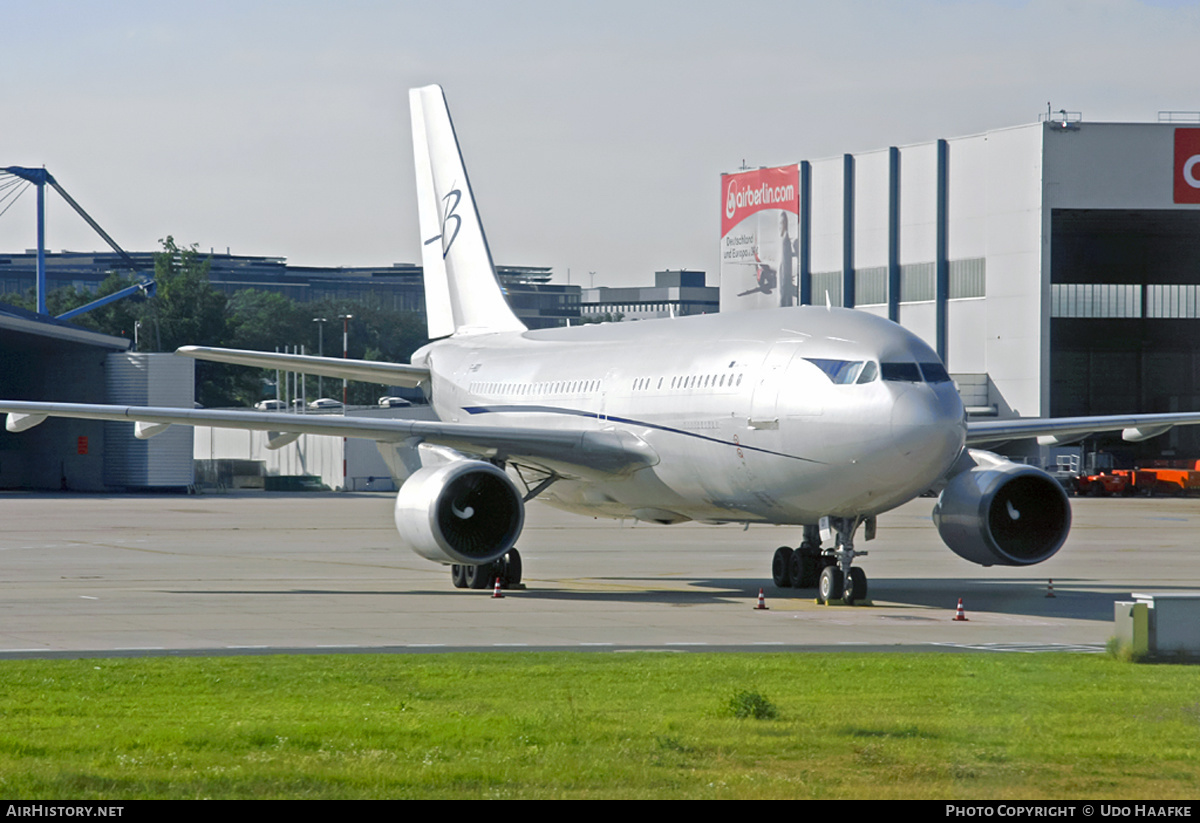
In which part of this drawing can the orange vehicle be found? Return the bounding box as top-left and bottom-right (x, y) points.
(1074, 471), (1129, 496)
(1113, 460), (1200, 496)
(1054, 449), (1130, 496)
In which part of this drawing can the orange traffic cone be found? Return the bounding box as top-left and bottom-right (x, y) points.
(953, 598), (968, 621)
(754, 588), (768, 610)
(1046, 579), (1056, 598)
(492, 577), (504, 599)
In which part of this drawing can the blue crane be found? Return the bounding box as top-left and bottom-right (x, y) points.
(0, 166), (156, 318)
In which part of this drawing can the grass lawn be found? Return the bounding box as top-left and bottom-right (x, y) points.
(0, 652), (1196, 799)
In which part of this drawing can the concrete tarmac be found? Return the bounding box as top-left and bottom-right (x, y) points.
(0, 490), (1196, 658)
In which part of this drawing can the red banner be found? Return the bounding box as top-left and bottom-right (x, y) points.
(721, 166), (799, 236)
(1174, 128), (1200, 204)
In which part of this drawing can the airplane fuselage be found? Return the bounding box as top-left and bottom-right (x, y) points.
(413, 306), (967, 526)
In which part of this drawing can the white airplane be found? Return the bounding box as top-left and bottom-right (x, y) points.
(5, 84), (1200, 603)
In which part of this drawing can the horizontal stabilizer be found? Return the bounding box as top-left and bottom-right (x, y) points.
(176, 346), (429, 388)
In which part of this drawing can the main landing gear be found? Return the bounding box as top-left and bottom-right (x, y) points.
(448, 463), (549, 591)
(451, 548), (523, 590)
(770, 518), (870, 605)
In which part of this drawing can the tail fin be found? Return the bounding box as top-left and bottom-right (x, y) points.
(410, 85), (526, 338)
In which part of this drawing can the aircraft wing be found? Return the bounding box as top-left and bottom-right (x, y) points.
(176, 346), (430, 388)
(967, 412), (1200, 447)
(0, 401), (656, 479)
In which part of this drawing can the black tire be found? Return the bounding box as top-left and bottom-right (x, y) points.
(788, 550), (803, 588)
(818, 566), (844, 602)
(451, 564), (468, 589)
(790, 550), (819, 589)
(799, 552), (820, 589)
(844, 567), (867, 605)
(773, 547), (794, 587)
(465, 561), (493, 590)
(504, 548), (523, 587)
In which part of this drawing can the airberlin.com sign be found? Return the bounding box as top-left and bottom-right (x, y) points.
(720, 165), (800, 313)
(1175, 128), (1200, 204)
(722, 166), (799, 236)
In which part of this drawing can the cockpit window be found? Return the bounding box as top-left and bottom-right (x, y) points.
(806, 358), (865, 384)
(856, 360), (878, 384)
(919, 362), (952, 384)
(880, 362), (922, 383)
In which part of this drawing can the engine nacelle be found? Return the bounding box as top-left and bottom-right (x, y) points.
(394, 460), (524, 565)
(932, 451), (1071, 566)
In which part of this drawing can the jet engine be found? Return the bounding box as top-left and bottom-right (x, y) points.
(394, 460), (524, 565)
(932, 450), (1071, 567)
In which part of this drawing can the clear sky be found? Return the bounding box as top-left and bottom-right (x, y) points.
(3, 0), (1198, 287)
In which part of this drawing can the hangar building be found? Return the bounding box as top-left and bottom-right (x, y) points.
(720, 114), (1200, 459)
(0, 305), (193, 490)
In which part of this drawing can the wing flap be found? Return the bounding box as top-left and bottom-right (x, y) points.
(175, 346), (430, 388)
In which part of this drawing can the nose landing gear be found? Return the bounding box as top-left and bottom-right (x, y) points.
(769, 518), (870, 605)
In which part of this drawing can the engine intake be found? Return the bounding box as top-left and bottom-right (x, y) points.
(394, 460), (524, 565)
(932, 451), (1071, 566)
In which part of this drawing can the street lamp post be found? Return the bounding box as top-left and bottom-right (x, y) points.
(337, 313), (353, 490)
(338, 314), (353, 406)
(312, 317), (327, 397)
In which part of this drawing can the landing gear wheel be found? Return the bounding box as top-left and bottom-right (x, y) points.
(818, 565), (844, 603)
(799, 553), (820, 589)
(451, 563), (468, 589)
(465, 561), (494, 590)
(789, 550), (820, 589)
(772, 547), (794, 587)
(844, 567), (868, 605)
(788, 551), (803, 589)
(504, 548), (523, 587)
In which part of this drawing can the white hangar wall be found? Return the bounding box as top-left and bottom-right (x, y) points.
(723, 118), (1200, 443)
(796, 124), (1047, 417)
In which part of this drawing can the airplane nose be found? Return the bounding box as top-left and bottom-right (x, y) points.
(890, 384), (965, 469)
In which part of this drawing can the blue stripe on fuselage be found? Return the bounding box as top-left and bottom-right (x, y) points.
(460, 404), (824, 464)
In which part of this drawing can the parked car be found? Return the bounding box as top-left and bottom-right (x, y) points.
(255, 399), (286, 411)
(308, 398), (343, 410)
(378, 396), (412, 408)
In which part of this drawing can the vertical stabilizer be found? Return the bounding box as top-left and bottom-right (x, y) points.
(410, 85), (526, 338)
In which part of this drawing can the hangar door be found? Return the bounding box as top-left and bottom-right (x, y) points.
(1050, 208), (1200, 459)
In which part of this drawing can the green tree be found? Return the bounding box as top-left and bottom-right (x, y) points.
(141, 236), (227, 353)
(223, 289), (310, 405)
(221, 292), (429, 406)
(305, 297), (428, 405)
(9, 237), (431, 408)
(138, 237), (233, 407)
